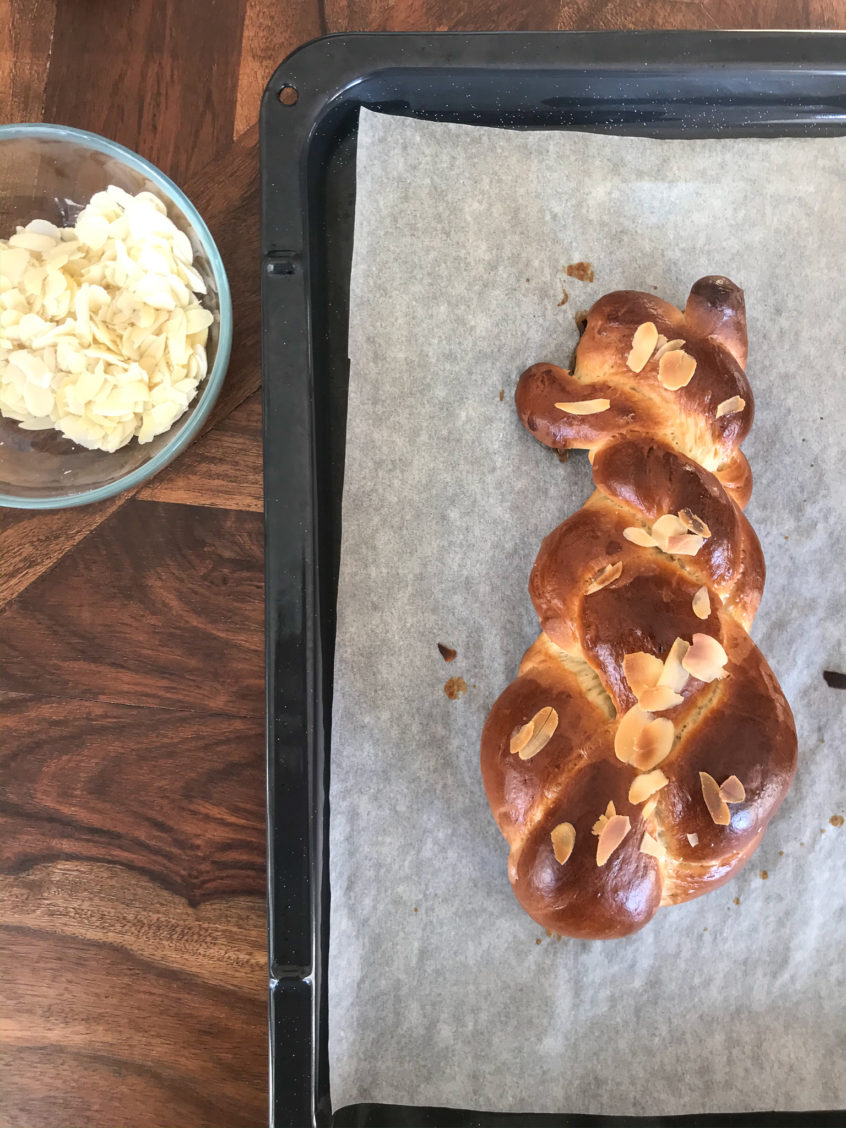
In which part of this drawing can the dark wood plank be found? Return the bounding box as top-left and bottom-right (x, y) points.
(0, 0), (56, 123)
(1, 695), (265, 901)
(557, 0), (717, 28)
(702, 0), (845, 26)
(1, 500), (264, 716)
(1, 861), (265, 993)
(137, 391), (262, 511)
(188, 124), (263, 435)
(0, 927), (266, 1128)
(0, 498), (125, 609)
(325, 0), (561, 29)
(234, 0), (323, 136)
(43, 0), (246, 183)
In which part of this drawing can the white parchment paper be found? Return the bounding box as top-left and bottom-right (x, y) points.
(329, 110), (846, 1116)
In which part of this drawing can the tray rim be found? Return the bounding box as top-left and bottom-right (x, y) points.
(260, 27), (846, 1128)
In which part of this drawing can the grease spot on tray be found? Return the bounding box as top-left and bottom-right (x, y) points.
(566, 261), (594, 283)
(444, 676), (467, 700)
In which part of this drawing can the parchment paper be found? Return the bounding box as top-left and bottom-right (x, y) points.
(329, 110), (846, 1116)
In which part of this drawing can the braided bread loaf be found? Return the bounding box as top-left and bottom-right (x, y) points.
(481, 277), (797, 940)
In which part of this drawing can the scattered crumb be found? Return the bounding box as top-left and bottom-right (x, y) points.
(498, 388), (504, 402)
(525, 277), (530, 283)
(759, 869), (769, 880)
(800, 841), (805, 847)
(734, 897), (741, 906)
(437, 642), (457, 663)
(784, 535), (789, 540)
(545, 928), (553, 938)
(558, 286), (569, 306)
(555, 448), (570, 463)
(535, 938), (542, 945)
(703, 927), (708, 932)
(831, 814), (844, 827)
(778, 850), (784, 856)
(566, 261), (594, 283)
(820, 828), (826, 834)
(470, 683), (476, 689)
(444, 676), (467, 700)
(413, 906), (418, 913)
(652, 285), (659, 291)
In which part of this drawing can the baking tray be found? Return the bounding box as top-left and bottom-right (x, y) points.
(259, 30), (846, 1128)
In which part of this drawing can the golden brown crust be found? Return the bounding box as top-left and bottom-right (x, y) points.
(481, 277), (797, 939)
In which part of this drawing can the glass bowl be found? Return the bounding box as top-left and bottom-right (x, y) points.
(0, 123), (232, 509)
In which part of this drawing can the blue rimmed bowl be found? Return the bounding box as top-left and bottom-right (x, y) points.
(0, 123), (232, 509)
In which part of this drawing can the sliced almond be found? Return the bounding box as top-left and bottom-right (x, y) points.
(692, 586), (711, 620)
(678, 509), (711, 538)
(628, 769), (669, 805)
(623, 651), (663, 697)
(592, 799), (617, 837)
(554, 399), (610, 415)
(623, 526), (657, 548)
(630, 717), (674, 771)
(639, 832), (665, 860)
(641, 796), (658, 820)
(665, 532), (706, 556)
(509, 721), (534, 756)
(651, 513), (688, 550)
(686, 832), (699, 847)
(716, 395), (746, 419)
(626, 321), (658, 373)
(596, 814), (631, 866)
(682, 633), (729, 684)
(637, 684), (684, 712)
(550, 822), (576, 865)
(654, 337), (685, 361)
(719, 775), (746, 804)
(658, 349), (697, 390)
(700, 771), (731, 825)
(657, 638), (691, 693)
(615, 706), (674, 770)
(653, 333), (668, 354)
(614, 705), (651, 764)
(509, 705), (559, 760)
(585, 560), (622, 595)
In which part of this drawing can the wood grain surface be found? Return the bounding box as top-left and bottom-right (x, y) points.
(0, 2), (837, 1127)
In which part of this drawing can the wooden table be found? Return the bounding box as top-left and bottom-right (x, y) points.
(1, 2), (839, 1126)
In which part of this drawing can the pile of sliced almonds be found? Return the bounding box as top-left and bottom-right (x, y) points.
(626, 320), (697, 391)
(616, 633), (728, 768)
(0, 185), (213, 451)
(623, 637), (690, 712)
(622, 507), (711, 557)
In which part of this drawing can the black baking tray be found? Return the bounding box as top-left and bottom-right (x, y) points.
(260, 30), (846, 1128)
